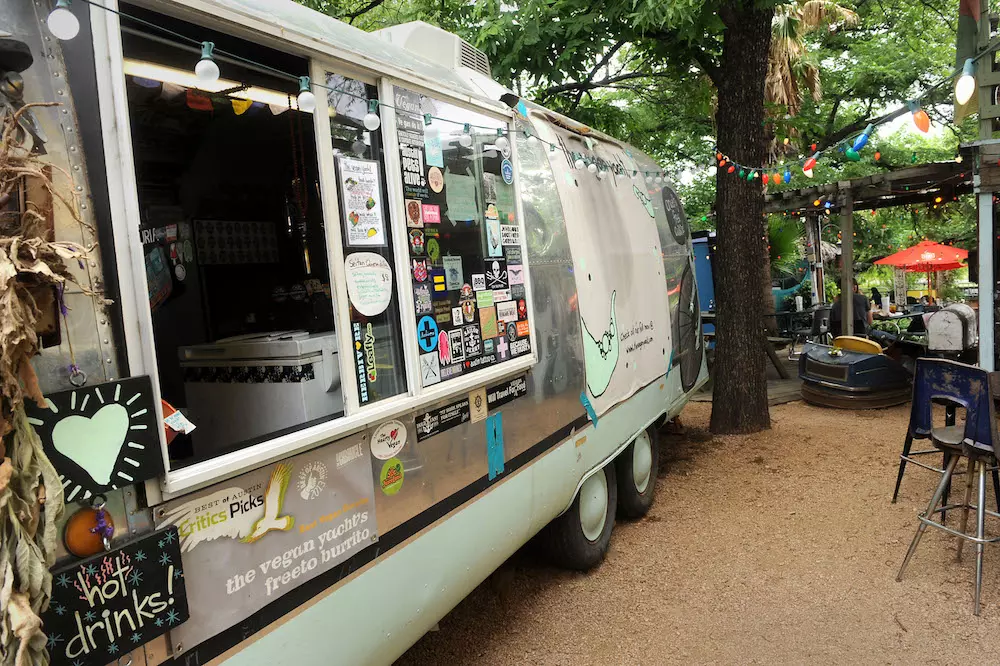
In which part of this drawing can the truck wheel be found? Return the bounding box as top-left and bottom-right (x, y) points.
(615, 426), (659, 518)
(541, 463), (617, 571)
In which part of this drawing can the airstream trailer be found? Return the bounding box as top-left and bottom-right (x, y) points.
(3, 1), (706, 663)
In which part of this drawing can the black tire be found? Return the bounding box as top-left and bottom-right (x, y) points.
(615, 426), (659, 518)
(540, 463), (617, 571)
(676, 263), (701, 392)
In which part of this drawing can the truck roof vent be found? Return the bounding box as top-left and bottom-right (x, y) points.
(374, 21), (492, 79)
(459, 40), (491, 78)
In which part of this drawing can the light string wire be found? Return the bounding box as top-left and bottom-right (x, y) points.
(714, 35), (1000, 181)
(73, 0), (670, 178)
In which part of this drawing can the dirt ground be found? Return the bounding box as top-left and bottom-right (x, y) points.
(396, 400), (1000, 665)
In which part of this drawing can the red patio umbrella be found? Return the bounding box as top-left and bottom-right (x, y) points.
(874, 240), (968, 299)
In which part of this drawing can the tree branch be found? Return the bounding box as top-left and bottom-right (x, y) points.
(344, 0), (386, 24)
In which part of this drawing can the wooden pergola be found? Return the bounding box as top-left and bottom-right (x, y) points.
(762, 159), (974, 336)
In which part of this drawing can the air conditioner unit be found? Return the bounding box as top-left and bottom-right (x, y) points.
(374, 21), (491, 79)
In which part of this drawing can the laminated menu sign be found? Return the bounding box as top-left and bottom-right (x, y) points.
(337, 157), (386, 246)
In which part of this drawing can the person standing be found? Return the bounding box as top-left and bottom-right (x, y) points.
(831, 280), (872, 337)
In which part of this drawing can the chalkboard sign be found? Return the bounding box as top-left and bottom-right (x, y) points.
(25, 376), (163, 503)
(661, 186), (688, 246)
(42, 527), (189, 665)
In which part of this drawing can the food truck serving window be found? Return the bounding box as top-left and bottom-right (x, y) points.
(392, 87), (532, 386)
(117, 8), (346, 470)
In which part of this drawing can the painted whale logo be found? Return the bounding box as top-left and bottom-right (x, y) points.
(581, 290), (619, 397)
(633, 185), (654, 218)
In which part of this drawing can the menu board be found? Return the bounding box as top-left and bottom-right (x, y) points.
(336, 157), (386, 247)
(393, 87), (533, 389)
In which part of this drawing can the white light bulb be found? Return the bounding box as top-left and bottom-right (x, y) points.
(645, 175), (653, 183)
(47, 4), (79, 41)
(297, 90), (316, 113)
(351, 139), (367, 154)
(363, 112), (381, 131)
(955, 155), (964, 163)
(654, 175), (663, 184)
(587, 163), (598, 174)
(574, 158), (585, 170)
(494, 135), (509, 153)
(527, 135), (539, 146)
(195, 58), (220, 85)
(956, 59), (976, 105)
(803, 168), (814, 178)
(459, 132), (473, 148)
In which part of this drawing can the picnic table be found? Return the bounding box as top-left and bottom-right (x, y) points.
(701, 311), (791, 379)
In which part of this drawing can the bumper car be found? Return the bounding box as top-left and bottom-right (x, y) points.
(799, 336), (912, 409)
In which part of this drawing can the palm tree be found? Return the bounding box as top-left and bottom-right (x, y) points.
(767, 1), (859, 126)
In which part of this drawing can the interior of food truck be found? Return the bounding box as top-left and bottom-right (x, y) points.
(120, 5), (345, 466)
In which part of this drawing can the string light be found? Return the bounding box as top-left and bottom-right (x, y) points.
(363, 99), (381, 131)
(459, 123), (473, 148)
(588, 163), (598, 174)
(852, 124), (873, 152)
(47, 0), (80, 40)
(195, 41), (220, 85)
(956, 58), (977, 105)
(907, 100), (930, 133)
(296, 76), (315, 113)
(494, 130), (509, 153)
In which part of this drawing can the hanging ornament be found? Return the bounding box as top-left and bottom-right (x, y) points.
(907, 100), (930, 133)
(47, 0), (80, 40)
(195, 41), (220, 85)
(296, 76), (316, 113)
(64, 496), (115, 558)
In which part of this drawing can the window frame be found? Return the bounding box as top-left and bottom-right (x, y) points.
(92, 3), (537, 501)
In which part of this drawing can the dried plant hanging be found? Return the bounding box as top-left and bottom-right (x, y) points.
(0, 102), (100, 666)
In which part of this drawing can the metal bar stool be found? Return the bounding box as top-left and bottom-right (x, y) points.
(896, 359), (1000, 615)
(893, 397), (1000, 517)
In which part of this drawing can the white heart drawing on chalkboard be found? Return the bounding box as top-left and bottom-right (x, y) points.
(52, 403), (129, 485)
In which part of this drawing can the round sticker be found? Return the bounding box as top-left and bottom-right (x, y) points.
(517, 299), (527, 319)
(417, 315), (439, 352)
(428, 167), (444, 193)
(344, 252), (393, 317)
(426, 238), (440, 263)
(371, 420), (407, 460)
(380, 457), (404, 495)
(506, 322), (518, 343)
(409, 229), (425, 255)
(501, 159), (514, 184)
(174, 264), (187, 281)
(460, 283), (474, 299)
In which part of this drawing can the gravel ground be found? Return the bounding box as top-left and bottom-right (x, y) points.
(396, 400), (1000, 665)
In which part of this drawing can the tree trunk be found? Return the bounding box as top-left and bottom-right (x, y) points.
(710, 0), (773, 434)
